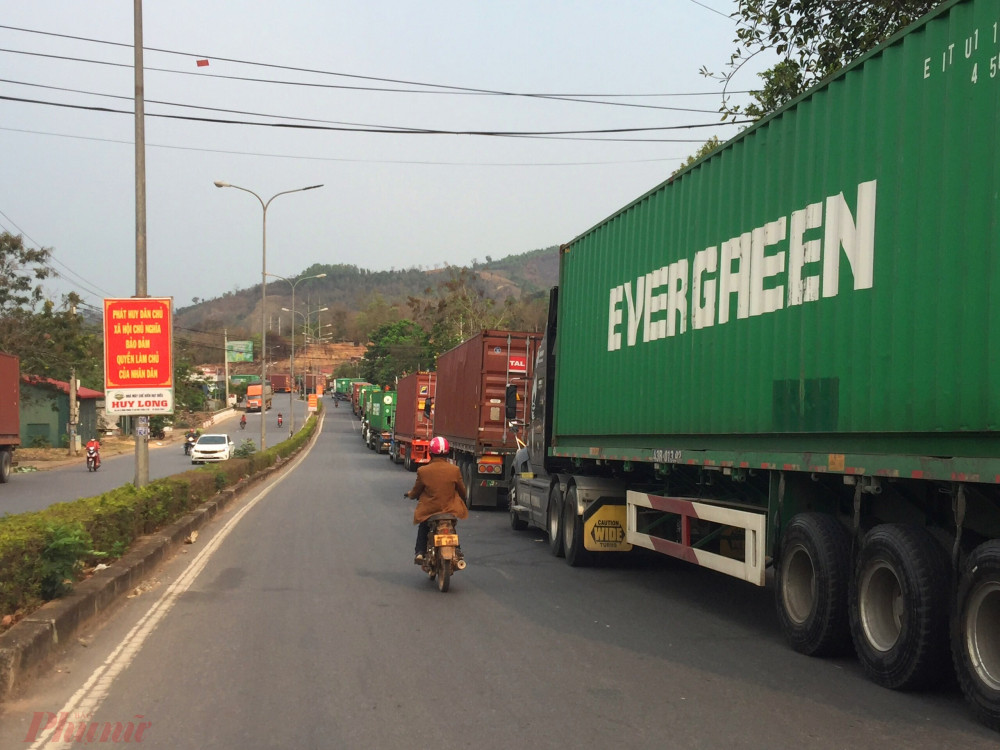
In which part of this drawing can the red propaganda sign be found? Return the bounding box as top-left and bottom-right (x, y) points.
(103, 298), (174, 415)
(508, 355), (528, 373)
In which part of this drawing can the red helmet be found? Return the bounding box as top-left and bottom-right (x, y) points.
(429, 436), (450, 455)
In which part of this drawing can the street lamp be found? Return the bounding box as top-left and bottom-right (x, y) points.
(267, 272), (326, 434)
(213, 180), (322, 451)
(283, 305), (327, 394)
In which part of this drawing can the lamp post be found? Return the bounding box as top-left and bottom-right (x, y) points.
(283, 305), (327, 395)
(213, 180), (322, 451)
(267, 272), (326, 434)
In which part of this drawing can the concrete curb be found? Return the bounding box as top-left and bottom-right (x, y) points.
(0, 432), (306, 704)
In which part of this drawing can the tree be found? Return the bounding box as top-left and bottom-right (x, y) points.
(714, 1), (942, 120)
(673, 136), (723, 177)
(408, 268), (510, 356)
(0, 232), (51, 313)
(0, 294), (102, 387)
(359, 320), (432, 386)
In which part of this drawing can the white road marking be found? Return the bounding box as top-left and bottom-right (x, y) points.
(29, 421), (320, 749)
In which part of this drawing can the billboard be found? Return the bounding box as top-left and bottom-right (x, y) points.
(103, 297), (174, 415)
(227, 340), (254, 363)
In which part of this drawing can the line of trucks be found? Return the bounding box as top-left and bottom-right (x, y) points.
(346, 0), (1000, 729)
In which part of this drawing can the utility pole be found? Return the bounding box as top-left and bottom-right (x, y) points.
(133, 0), (149, 487)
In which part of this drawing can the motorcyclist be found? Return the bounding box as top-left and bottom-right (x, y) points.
(85, 436), (101, 468)
(184, 428), (198, 454)
(240, 414), (247, 429)
(403, 436), (467, 564)
(277, 412), (283, 427)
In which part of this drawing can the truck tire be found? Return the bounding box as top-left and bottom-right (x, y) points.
(562, 486), (594, 567)
(849, 524), (950, 690)
(462, 458), (481, 507)
(508, 475), (528, 531)
(404, 449), (415, 472)
(547, 484), (564, 558)
(952, 540), (1000, 731)
(0, 450), (11, 483)
(775, 513), (851, 656)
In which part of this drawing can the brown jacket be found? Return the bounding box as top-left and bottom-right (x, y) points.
(406, 456), (468, 524)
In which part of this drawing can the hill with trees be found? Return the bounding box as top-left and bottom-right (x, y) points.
(173, 245), (559, 381)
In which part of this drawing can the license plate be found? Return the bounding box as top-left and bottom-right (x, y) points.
(434, 534), (459, 546)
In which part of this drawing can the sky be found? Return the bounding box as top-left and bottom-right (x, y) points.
(0, 1), (776, 314)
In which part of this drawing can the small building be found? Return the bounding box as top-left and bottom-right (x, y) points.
(20, 375), (104, 449)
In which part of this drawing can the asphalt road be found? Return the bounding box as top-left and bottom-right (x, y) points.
(0, 408), (996, 748)
(0, 398), (314, 516)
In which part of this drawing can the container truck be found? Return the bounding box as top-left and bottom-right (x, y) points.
(0, 352), (20, 483)
(390, 372), (436, 470)
(245, 384), (272, 412)
(364, 390), (397, 453)
(334, 377), (364, 401)
(435, 330), (540, 508)
(508, 0), (1000, 730)
(351, 382), (372, 416)
(356, 384), (378, 421)
(269, 373), (292, 393)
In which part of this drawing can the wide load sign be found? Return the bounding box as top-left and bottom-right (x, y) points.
(103, 298), (174, 415)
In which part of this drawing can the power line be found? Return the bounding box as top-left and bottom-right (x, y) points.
(0, 25), (750, 104)
(0, 207), (115, 300)
(0, 93), (750, 138)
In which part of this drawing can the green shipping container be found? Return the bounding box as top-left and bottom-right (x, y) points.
(367, 391), (397, 433)
(554, 0), (1000, 463)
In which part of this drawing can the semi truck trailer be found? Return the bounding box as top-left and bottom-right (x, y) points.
(245, 384), (272, 412)
(435, 330), (540, 508)
(0, 352), (19, 483)
(390, 371), (436, 471)
(269, 373), (292, 393)
(509, 0), (1000, 730)
(364, 390), (396, 453)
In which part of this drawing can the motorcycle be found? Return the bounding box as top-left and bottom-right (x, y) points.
(418, 513), (466, 592)
(277, 415), (283, 427)
(184, 435), (197, 456)
(240, 418), (247, 431)
(86, 445), (101, 471)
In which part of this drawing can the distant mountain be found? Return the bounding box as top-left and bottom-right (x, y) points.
(173, 246), (559, 359)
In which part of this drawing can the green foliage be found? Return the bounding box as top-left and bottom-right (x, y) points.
(233, 439), (257, 458)
(0, 289), (102, 386)
(166, 358), (208, 413)
(0, 231), (51, 313)
(673, 136), (724, 177)
(711, 1), (942, 120)
(29, 435), (51, 448)
(360, 320), (433, 386)
(40, 522), (101, 599)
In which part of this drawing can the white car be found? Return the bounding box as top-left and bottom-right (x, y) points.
(190, 434), (235, 464)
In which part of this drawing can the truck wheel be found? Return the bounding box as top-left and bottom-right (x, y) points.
(775, 513), (851, 656)
(849, 524), (950, 690)
(0, 450), (11, 483)
(547, 484), (564, 558)
(463, 459), (480, 507)
(952, 540), (1000, 731)
(404, 449), (415, 472)
(562, 486), (594, 567)
(508, 477), (528, 531)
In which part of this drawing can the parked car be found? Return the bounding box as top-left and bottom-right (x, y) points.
(190, 434), (234, 464)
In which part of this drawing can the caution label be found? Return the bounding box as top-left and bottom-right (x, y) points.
(584, 504), (632, 552)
